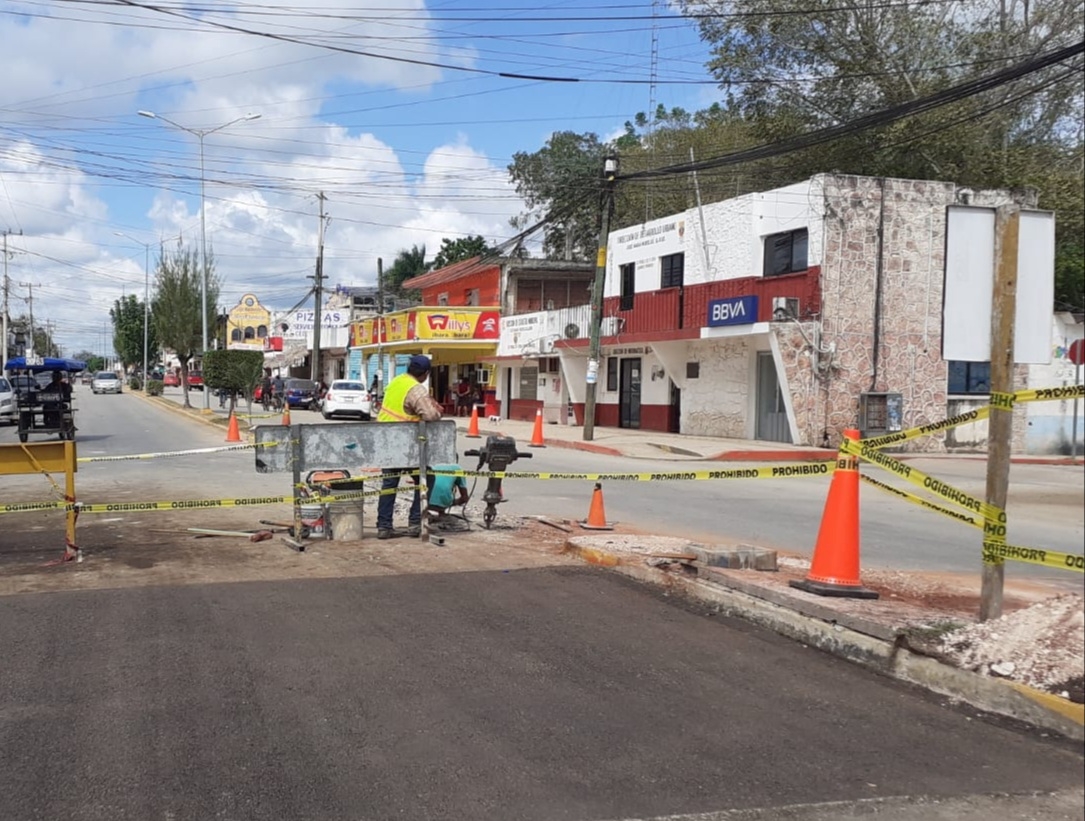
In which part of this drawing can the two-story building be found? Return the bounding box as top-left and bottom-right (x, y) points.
(550, 173), (1057, 452)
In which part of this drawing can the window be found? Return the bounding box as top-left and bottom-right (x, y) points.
(948, 361), (991, 394)
(606, 357), (618, 392)
(763, 228), (808, 276)
(437, 292), (449, 306)
(660, 253), (684, 289)
(231, 328), (243, 342)
(620, 263), (635, 311)
(257, 325), (268, 338)
(465, 288), (480, 306)
(686, 362), (700, 380)
(244, 326), (255, 340)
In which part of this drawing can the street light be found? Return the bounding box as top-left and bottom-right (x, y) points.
(113, 231), (152, 390)
(138, 109), (261, 410)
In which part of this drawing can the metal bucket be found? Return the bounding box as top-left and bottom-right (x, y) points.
(328, 497), (365, 541)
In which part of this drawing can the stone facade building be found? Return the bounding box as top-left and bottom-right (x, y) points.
(542, 173), (1059, 452)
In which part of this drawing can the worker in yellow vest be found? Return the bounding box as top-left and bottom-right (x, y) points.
(376, 355), (444, 539)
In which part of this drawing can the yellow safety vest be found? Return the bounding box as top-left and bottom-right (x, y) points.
(377, 373), (421, 423)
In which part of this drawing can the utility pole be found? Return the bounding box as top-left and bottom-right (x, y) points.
(980, 203), (1020, 622)
(19, 281), (38, 361)
(310, 192), (327, 384)
(583, 155), (620, 441)
(2, 229), (21, 371)
(376, 256), (384, 395)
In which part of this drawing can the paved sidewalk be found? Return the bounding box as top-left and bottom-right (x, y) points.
(148, 387), (1081, 465)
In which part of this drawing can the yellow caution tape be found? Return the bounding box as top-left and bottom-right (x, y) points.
(859, 474), (984, 530)
(437, 464), (837, 481)
(76, 441), (285, 463)
(861, 407), (991, 450)
(1013, 384), (1085, 403)
(860, 385), (1083, 448)
(982, 541), (1085, 573)
(1, 500), (70, 514)
(73, 496), (292, 513)
(841, 439), (1005, 522)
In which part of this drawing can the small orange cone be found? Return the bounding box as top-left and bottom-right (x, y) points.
(528, 407), (546, 447)
(790, 428), (878, 599)
(282, 405), (292, 426)
(465, 404), (481, 439)
(225, 412), (241, 442)
(579, 483), (613, 530)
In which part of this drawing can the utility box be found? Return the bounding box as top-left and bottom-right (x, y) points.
(859, 392), (904, 440)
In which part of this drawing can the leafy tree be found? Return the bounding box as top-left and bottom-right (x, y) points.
(385, 244), (428, 297)
(508, 131), (610, 260)
(110, 294), (158, 373)
(202, 349), (265, 415)
(151, 243), (219, 409)
(73, 351), (105, 372)
(8, 315), (60, 359)
(431, 235), (497, 270)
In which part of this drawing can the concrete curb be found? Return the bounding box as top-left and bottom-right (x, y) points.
(456, 424), (624, 457)
(563, 539), (1085, 741)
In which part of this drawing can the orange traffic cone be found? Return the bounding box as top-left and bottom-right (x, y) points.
(790, 428), (878, 599)
(225, 412), (241, 442)
(465, 404), (481, 439)
(579, 483), (613, 530)
(281, 405), (292, 426)
(528, 407), (546, 448)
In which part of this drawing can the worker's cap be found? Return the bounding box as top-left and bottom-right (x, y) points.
(408, 354), (432, 372)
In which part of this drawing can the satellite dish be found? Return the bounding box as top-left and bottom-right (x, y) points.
(564, 323), (580, 339)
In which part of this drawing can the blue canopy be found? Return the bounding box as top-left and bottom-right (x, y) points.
(4, 356), (88, 374)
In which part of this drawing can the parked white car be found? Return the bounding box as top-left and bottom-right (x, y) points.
(91, 371), (123, 394)
(321, 380), (372, 420)
(0, 376), (14, 425)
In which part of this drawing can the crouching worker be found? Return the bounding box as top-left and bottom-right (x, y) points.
(426, 464), (469, 529)
(375, 355), (443, 539)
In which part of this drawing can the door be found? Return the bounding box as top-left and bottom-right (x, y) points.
(619, 357), (642, 429)
(668, 380), (681, 433)
(755, 351), (792, 442)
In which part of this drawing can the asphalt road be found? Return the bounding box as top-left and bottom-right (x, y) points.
(2, 567), (1082, 821)
(3, 388), (1083, 584)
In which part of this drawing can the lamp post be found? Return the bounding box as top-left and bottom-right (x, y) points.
(138, 109), (261, 410)
(114, 231), (151, 390)
(583, 154), (619, 441)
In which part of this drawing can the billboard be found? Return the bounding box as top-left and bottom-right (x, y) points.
(943, 206), (1054, 364)
(415, 310), (499, 340)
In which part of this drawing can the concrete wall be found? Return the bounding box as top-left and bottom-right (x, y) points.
(682, 337), (753, 438)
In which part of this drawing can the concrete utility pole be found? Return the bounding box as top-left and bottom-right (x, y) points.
(2, 229), (21, 371)
(376, 256), (384, 394)
(19, 281), (38, 360)
(583, 155), (620, 441)
(980, 203), (1020, 622)
(310, 192), (328, 384)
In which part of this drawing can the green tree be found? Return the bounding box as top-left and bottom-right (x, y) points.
(151, 243), (219, 409)
(110, 294), (158, 373)
(385, 244), (428, 297)
(431, 235), (497, 270)
(8, 315), (60, 359)
(202, 349), (265, 415)
(508, 131), (610, 261)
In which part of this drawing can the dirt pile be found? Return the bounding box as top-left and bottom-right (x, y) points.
(938, 593), (1085, 702)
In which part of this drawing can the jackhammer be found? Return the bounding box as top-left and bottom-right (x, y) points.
(463, 434), (532, 528)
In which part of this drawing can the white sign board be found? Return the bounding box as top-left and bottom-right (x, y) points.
(943, 206), (1054, 364)
(281, 309), (346, 340)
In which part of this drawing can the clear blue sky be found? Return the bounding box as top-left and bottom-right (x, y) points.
(0, 0), (719, 357)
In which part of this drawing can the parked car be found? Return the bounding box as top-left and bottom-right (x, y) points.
(163, 371), (181, 387)
(81, 372), (94, 385)
(150, 369), (164, 381)
(0, 376), (14, 425)
(7, 374), (39, 397)
(186, 371), (204, 390)
(91, 371), (123, 394)
(283, 378), (318, 409)
(321, 380), (372, 421)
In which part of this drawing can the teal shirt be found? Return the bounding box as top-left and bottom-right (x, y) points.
(429, 464), (467, 509)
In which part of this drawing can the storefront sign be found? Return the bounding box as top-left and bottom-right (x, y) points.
(707, 295), (758, 327)
(611, 346), (647, 356)
(283, 309), (346, 340)
(416, 310), (499, 340)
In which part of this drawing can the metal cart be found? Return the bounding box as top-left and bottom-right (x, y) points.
(5, 356), (86, 443)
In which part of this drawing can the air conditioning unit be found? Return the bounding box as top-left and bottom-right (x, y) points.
(772, 297), (800, 321)
(600, 316), (622, 336)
